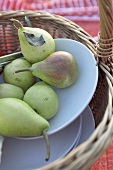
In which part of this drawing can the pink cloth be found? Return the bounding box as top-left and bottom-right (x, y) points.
(0, 0), (100, 37)
(0, 0), (99, 20)
(90, 142), (113, 170)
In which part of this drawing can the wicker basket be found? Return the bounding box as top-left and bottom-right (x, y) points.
(0, 0), (113, 170)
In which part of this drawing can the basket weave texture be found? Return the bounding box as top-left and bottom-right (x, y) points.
(0, 0), (113, 170)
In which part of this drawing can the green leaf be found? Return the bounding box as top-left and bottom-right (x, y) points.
(24, 32), (45, 46)
(25, 16), (32, 27)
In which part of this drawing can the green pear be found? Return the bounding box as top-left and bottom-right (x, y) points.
(0, 83), (24, 99)
(15, 51), (78, 88)
(11, 19), (55, 64)
(3, 58), (36, 92)
(0, 98), (50, 136)
(23, 81), (59, 120)
(0, 98), (50, 160)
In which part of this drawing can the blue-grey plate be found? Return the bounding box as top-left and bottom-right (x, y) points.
(0, 106), (95, 170)
(0, 114), (82, 170)
(0, 38), (98, 136)
(49, 38), (98, 134)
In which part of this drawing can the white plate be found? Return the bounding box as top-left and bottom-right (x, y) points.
(0, 38), (98, 136)
(48, 38), (98, 134)
(62, 105), (95, 158)
(76, 106), (95, 145)
(0, 115), (82, 170)
(0, 105), (95, 170)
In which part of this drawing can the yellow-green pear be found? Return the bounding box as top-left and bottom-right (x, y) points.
(15, 51), (78, 88)
(0, 83), (24, 99)
(0, 98), (50, 136)
(3, 58), (36, 92)
(0, 98), (50, 160)
(23, 81), (59, 120)
(11, 18), (55, 64)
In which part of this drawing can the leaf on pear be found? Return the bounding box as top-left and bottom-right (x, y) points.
(23, 32), (45, 46)
(25, 16), (32, 27)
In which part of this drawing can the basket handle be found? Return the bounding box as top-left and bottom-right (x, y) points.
(99, 0), (113, 39)
(96, 0), (113, 63)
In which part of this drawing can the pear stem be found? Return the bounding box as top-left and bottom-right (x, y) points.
(15, 69), (31, 73)
(42, 129), (50, 161)
(10, 18), (23, 30)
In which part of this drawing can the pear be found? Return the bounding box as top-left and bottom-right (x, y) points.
(0, 98), (50, 160)
(23, 81), (59, 120)
(15, 51), (78, 88)
(10, 18), (55, 64)
(3, 58), (36, 92)
(0, 83), (24, 99)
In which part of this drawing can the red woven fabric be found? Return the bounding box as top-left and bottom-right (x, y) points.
(0, 0), (100, 37)
(90, 142), (113, 170)
(0, 1), (113, 169)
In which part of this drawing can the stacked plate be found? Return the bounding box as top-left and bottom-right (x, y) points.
(0, 106), (95, 170)
(0, 39), (98, 169)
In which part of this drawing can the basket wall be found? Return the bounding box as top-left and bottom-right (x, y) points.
(0, 11), (112, 170)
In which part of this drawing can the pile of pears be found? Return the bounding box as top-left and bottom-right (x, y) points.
(0, 17), (78, 160)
